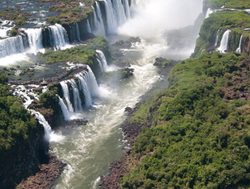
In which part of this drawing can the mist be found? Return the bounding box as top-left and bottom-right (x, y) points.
(118, 0), (204, 59)
(118, 0), (203, 40)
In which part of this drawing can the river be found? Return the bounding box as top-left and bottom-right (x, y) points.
(52, 0), (203, 188)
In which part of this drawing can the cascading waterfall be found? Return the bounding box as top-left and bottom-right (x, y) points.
(214, 29), (220, 47)
(92, 2), (106, 36)
(123, 0), (131, 18)
(85, 65), (100, 97)
(69, 79), (83, 112)
(86, 20), (92, 33)
(58, 96), (71, 121)
(0, 34), (26, 58)
(113, 0), (127, 25)
(103, 0), (117, 33)
(96, 49), (108, 72)
(25, 28), (43, 53)
(205, 8), (214, 18)
(75, 23), (81, 42)
(76, 72), (93, 108)
(217, 29), (231, 53)
(236, 35), (243, 54)
(0, 0), (134, 61)
(0, 24), (68, 59)
(49, 23), (69, 49)
(13, 85), (62, 142)
(60, 81), (74, 113)
(58, 66), (100, 119)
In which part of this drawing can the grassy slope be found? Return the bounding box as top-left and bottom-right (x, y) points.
(194, 11), (250, 56)
(208, 0), (250, 8)
(121, 52), (250, 188)
(38, 37), (106, 64)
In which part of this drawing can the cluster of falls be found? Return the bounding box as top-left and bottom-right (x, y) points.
(13, 85), (63, 142)
(216, 29), (244, 54)
(58, 50), (108, 121)
(0, 24), (69, 58)
(0, 0), (135, 61)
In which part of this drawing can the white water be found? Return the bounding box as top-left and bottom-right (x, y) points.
(205, 8), (214, 18)
(53, 0), (203, 188)
(58, 66), (100, 120)
(217, 29), (231, 53)
(25, 28), (44, 54)
(69, 79), (83, 112)
(49, 24), (69, 49)
(92, 2), (106, 36)
(76, 72), (93, 108)
(96, 50), (108, 72)
(75, 23), (81, 42)
(13, 85), (63, 142)
(58, 96), (71, 121)
(0, 35), (26, 58)
(236, 35), (243, 54)
(60, 81), (75, 113)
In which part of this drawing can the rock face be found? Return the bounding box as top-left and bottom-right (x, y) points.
(242, 36), (250, 55)
(16, 156), (66, 189)
(0, 122), (49, 189)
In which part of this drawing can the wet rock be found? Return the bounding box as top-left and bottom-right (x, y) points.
(124, 107), (133, 114)
(65, 119), (88, 126)
(120, 67), (134, 79)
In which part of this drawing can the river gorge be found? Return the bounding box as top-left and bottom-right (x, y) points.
(0, 0), (249, 188)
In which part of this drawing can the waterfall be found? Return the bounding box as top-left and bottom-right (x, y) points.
(236, 35), (243, 54)
(76, 72), (93, 108)
(60, 81), (74, 112)
(58, 96), (71, 121)
(214, 29), (220, 47)
(123, 0), (131, 18)
(113, 0), (127, 25)
(0, 34), (26, 58)
(75, 23), (81, 41)
(77, 72), (92, 108)
(96, 50), (108, 72)
(103, 0), (118, 33)
(86, 65), (100, 97)
(25, 28), (43, 54)
(49, 23), (69, 49)
(29, 109), (53, 141)
(59, 66), (99, 114)
(217, 29), (231, 53)
(205, 8), (213, 18)
(13, 85), (63, 142)
(69, 79), (83, 112)
(86, 20), (92, 33)
(92, 2), (106, 36)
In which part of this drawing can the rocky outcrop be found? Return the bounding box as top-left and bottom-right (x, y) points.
(16, 156), (65, 189)
(242, 36), (250, 54)
(0, 122), (49, 189)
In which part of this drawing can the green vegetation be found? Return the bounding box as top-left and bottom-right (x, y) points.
(194, 11), (250, 56)
(0, 8), (29, 27)
(121, 52), (250, 188)
(0, 73), (37, 150)
(208, 0), (250, 9)
(38, 37), (107, 64)
(45, 0), (93, 24)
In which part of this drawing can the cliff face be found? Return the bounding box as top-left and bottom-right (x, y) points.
(242, 36), (250, 54)
(0, 121), (48, 189)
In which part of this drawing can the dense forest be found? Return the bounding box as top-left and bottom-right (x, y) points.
(118, 0), (250, 188)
